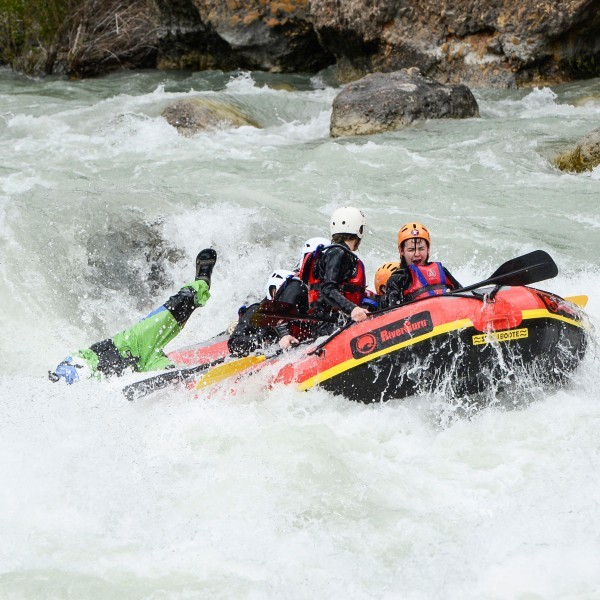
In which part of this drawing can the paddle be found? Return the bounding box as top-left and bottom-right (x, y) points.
(195, 349), (283, 390)
(250, 300), (337, 327)
(122, 356), (227, 401)
(451, 250), (558, 294)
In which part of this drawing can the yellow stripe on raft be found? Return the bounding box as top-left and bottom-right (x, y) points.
(298, 309), (587, 392)
(298, 318), (473, 391)
(195, 354), (266, 389)
(521, 309), (585, 328)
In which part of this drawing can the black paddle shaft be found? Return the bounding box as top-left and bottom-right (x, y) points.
(122, 356), (227, 401)
(251, 300), (337, 327)
(453, 250), (558, 294)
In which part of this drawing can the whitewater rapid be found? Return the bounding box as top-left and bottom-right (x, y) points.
(1, 68), (599, 598)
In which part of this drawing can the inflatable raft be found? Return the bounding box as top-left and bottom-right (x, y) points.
(266, 286), (588, 402)
(124, 251), (589, 403)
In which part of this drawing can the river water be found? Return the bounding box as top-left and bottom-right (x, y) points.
(1, 68), (599, 599)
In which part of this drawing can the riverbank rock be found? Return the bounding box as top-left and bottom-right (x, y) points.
(161, 98), (259, 135)
(155, 0), (235, 70)
(553, 127), (600, 173)
(154, 0), (334, 72)
(2, 0), (598, 86)
(309, 0), (600, 87)
(188, 0), (334, 72)
(330, 69), (479, 137)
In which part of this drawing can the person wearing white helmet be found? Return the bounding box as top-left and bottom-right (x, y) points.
(299, 207), (370, 328)
(275, 236), (330, 349)
(228, 268), (304, 356)
(294, 236), (330, 272)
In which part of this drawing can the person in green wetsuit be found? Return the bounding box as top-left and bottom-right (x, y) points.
(49, 249), (217, 384)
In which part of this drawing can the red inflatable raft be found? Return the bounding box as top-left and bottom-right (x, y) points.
(266, 285), (588, 403)
(124, 251), (589, 403)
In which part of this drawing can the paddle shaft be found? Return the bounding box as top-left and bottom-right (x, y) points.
(452, 260), (554, 294)
(122, 356), (227, 401)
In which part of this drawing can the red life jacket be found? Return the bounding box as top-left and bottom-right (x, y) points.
(404, 263), (451, 302)
(301, 244), (366, 307)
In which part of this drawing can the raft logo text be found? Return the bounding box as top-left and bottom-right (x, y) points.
(350, 312), (434, 359)
(472, 328), (528, 345)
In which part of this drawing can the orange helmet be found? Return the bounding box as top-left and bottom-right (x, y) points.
(397, 222), (430, 248)
(374, 262), (400, 295)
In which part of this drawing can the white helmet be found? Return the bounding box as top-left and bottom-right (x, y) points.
(299, 237), (329, 265)
(330, 207), (366, 239)
(264, 269), (295, 299)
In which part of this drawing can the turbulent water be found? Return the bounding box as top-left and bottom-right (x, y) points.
(1, 67), (599, 599)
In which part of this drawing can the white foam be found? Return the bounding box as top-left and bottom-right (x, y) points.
(1, 70), (600, 598)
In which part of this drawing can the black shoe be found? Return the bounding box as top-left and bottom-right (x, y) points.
(195, 248), (217, 287)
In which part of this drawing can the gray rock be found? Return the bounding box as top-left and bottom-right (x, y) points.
(162, 98), (259, 135)
(554, 127), (600, 173)
(189, 0), (334, 72)
(309, 0), (600, 87)
(330, 69), (480, 137)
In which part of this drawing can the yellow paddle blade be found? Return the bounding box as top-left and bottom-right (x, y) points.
(195, 354), (267, 389)
(564, 295), (588, 308)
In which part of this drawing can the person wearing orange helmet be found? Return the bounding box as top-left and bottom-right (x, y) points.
(373, 262), (400, 301)
(384, 222), (461, 307)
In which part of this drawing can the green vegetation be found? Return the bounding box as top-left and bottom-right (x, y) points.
(0, 0), (159, 76)
(0, 0), (78, 71)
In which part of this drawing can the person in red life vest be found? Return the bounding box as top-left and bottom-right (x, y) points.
(275, 237), (329, 349)
(228, 269), (304, 357)
(282, 207), (369, 345)
(384, 222), (461, 307)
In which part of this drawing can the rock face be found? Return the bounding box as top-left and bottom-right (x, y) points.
(3, 0), (599, 86)
(154, 0), (233, 70)
(189, 0), (334, 72)
(309, 0), (600, 87)
(162, 98), (259, 135)
(553, 127), (600, 173)
(154, 0), (334, 72)
(330, 68), (480, 137)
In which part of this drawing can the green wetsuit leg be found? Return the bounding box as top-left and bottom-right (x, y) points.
(74, 279), (210, 376)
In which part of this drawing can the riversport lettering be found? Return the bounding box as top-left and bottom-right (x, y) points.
(350, 311), (434, 359)
(472, 328), (528, 346)
(380, 319), (430, 342)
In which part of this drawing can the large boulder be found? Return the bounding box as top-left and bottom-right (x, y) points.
(162, 98), (259, 135)
(553, 127), (600, 173)
(330, 68), (480, 137)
